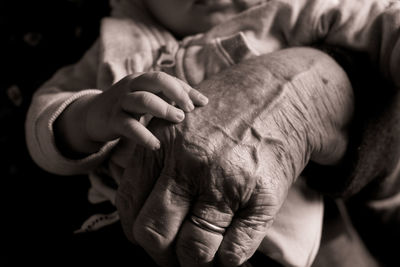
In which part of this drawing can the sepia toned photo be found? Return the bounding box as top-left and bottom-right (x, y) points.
(2, 0), (399, 266)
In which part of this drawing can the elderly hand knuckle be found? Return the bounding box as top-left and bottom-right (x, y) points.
(133, 222), (166, 251)
(220, 251), (246, 266)
(220, 241), (247, 266)
(177, 238), (214, 263)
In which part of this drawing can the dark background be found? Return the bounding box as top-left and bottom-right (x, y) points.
(0, 0), (152, 264)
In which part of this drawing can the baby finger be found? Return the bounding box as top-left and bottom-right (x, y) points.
(132, 72), (201, 112)
(122, 91), (185, 123)
(175, 78), (209, 106)
(115, 112), (161, 150)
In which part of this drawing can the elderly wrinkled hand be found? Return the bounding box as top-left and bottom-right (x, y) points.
(116, 47), (354, 267)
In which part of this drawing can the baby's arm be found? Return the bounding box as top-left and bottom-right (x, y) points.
(55, 72), (208, 157)
(25, 41), (104, 175)
(26, 41), (208, 176)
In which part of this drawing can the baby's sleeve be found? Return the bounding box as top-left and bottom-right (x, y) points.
(25, 40), (117, 176)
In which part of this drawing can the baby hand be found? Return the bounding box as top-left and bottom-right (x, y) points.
(85, 72), (208, 150)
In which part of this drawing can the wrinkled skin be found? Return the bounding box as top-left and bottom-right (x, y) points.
(116, 48), (354, 267)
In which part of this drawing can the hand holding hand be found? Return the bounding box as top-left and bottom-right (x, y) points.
(85, 71), (208, 150)
(117, 48), (354, 267)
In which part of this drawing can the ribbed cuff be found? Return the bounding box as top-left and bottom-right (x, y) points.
(34, 89), (118, 175)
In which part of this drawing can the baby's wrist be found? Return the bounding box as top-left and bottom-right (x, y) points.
(80, 94), (103, 142)
(55, 93), (106, 158)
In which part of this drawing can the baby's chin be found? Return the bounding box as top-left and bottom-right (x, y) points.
(172, 8), (243, 36)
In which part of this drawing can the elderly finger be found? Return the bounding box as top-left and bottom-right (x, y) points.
(218, 217), (270, 267)
(133, 174), (191, 267)
(176, 201), (233, 267)
(217, 186), (281, 267)
(109, 137), (137, 169)
(116, 143), (161, 244)
(122, 91), (185, 123)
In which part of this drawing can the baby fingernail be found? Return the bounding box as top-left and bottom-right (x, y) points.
(198, 94), (208, 105)
(153, 140), (161, 150)
(176, 109), (185, 121)
(186, 101), (195, 112)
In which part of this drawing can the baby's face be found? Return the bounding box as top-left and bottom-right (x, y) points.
(144, 0), (262, 36)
